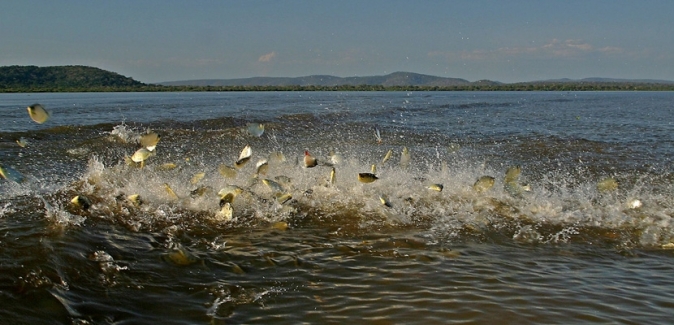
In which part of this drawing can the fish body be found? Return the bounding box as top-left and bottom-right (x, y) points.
(16, 137), (29, 148)
(71, 195), (92, 210)
(27, 104), (50, 124)
(0, 165), (26, 183)
(246, 123), (265, 137)
(358, 173), (378, 183)
(428, 184), (444, 192)
(127, 194), (143, 206)
(374, 127), (383, 144)
(218, 164), (237, 178)
(504, 166), (522, 184)
(262, 179), (285, 194)
(382, 149), (393, 164)
(235, 145), (252, 168)
(256, 160), (269, 176)
(329, 167), (336, 185)
(304, 151), (318, 168)
(597, 177), (618, 192)
(379, 195), (392, 208)
(139, 132), (160, 151)
(400, 147), (411, 168)
(473, 176), (495, 193)
(217, 202), (233, 221)
(132, 148), (155, 164)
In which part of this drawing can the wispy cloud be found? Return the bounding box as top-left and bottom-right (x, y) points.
(258, 51), (276, 63)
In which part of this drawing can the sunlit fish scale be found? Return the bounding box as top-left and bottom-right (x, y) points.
(27, 103), (50, 124)
(0, 164), (26, 183)
(139, 132), (160, 151)
(256, 160), (269, 176)
(16, 137), (29, 148)
(246, 123), (265, 137)
(235, 145), (252, 168)
(71, 195), (92, 210)
(358, 173), (378, 183)
(428, 184), (444, 192)
(164, 183), (179, 200)
(597, 177), (618, 192)
(370, 164), (377, 174)
(400, 147), (411, 168)
(504, 166), (522, 184)
(382, 149), (393, 164)
(473, 176), (495, 193)
(304, 150), (318, 168)
(218, 164), (238, 178)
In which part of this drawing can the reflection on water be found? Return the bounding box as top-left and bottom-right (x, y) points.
(1, 92), (674, 324)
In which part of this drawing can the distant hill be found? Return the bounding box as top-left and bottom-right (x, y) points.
(159, 72), (481, 87)
(0, 65), (145, 91)
(532, 77), (674, 84)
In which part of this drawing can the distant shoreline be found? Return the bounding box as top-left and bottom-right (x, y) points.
(2, 83), (674, 93)
(2, 65), (674, 92)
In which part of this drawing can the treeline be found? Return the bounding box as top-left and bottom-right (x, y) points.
(3, 82), (674, 93)
(2, 65), (674, 92)
(0, 65), (144, 92)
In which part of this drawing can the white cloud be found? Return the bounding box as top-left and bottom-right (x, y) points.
(258, 51), (276, 63)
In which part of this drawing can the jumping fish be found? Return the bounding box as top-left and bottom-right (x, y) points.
(190, 185), (213, 198)
(329, 150), (343, 165)
(304, 150), (318, 168)
(428, 184), (444, 192)
(255, 160), (269, 176)
(190, 172), (206, 184)
(71, 195), (92, 210)
(127, 194), (142, 207)
(276, 193), (293, 205)
(16, 137), (29, 148)
(139, 132), (160, 151)
(504, 166), (522, 184)
(131, 148), (155, 168)
(217, 202), (233, 221)
(329, 167), (336, 185)
(218, 185), (244, 204)
(358, 173), (378, 183)
(218, 164), (238, 178)
(27, 104), (50, 124)
(235, 145), (252, 168)
(400, 147), (411, 168)
(262, 179), (285, 194)
(246, 123), (265, 137)
(379, 195), (392, 208)
(164, 183), (179, 200)
(597, 177), (618, 192)
(374, 126), (383, 144)
(473, 176), (495, 193)
(0, 164), (26, 183)
(157, 162), (178, 171)
(382, 149), (393, 164)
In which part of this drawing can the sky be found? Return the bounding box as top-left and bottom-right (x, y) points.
(2, 0), (674, 83)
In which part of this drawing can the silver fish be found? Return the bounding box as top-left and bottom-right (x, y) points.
(27, 103), (50, 124)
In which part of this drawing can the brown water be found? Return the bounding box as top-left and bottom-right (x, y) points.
(1, 92), (674, 324)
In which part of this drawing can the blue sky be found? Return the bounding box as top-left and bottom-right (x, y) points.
(2, 1), (673, 83)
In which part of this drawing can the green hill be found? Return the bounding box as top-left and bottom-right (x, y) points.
(0, 65), (146, 92)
